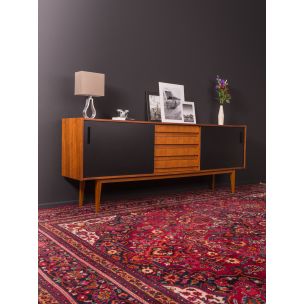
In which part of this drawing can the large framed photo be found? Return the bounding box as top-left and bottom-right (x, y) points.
(145, 91), (161, 121)
(182, 101), (196, 124)
(159, 82), (185, 123)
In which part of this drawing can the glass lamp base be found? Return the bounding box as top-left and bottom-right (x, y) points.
(83, 96), (96, 119)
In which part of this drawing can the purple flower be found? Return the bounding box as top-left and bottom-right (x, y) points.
(214, 75), (231, 104)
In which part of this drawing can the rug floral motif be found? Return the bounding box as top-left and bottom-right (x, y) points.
(39, 184), (266, 303)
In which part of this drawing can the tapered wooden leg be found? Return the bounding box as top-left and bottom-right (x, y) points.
(230, 170), (236, 193)
(211, 174), (216, 191)
(95, 180), (103, 213)
(79, 181), (85, 207)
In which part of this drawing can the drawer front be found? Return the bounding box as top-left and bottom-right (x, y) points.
(154, 125), (200, 173)
(155, 159), (199, 169)
(155, 135), (200, 145)
(155, 145), (199, 157)
(155, 125), (199, 133)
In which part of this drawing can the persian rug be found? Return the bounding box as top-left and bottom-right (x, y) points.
(38, 184), (266, 304)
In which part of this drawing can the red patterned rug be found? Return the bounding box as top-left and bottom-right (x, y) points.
(38, 184), (266, 304)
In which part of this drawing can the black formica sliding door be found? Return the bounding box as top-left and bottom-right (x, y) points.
(201, 126), (245, 170)
(84, 121), (154, 177)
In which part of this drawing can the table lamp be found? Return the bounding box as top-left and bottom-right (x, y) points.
(75, 71), (105, 118)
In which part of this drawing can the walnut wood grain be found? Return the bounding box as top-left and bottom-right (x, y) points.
(211, 174), (215, 191)
(155, 159), (199, 169)
(79, 181), (85, 207)
(82, 167), (237, 181)
(155, 135), (200, 145)
(95, 180), (103, 213)
(61, 118), (246, 212)
(156, 132), (199, 137)
(96, 169), (234, 183)
(154, 124), (200, 173)
(230, 170), (236, 193)
(155, 155), (198, 160)
(155, 125), (199, 133)
(62, 118), (84, 180)
(198, 126), (201, 171)
(155, 145), (199, 157)
(80, 118), (246, 128)
(154, 167), (199, 173)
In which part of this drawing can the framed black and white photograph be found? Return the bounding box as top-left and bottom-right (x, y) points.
(182, 101), (196, 124)
(145, 91), (162, 121)
(159, 82), (185, 123)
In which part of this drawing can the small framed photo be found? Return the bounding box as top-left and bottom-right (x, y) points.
(159, 82), (185, 123)
(182, 101), (196, 124)
(146, 91), (162, 121)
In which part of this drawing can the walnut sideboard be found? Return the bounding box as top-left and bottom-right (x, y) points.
(62, 118), (247, 212)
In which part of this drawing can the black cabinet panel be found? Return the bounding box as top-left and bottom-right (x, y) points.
(84, 121), (154, 177)
(201, 127), (245, 170)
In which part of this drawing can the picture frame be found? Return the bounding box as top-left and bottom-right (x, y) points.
(159, 82), (185, 123)
(145, 91), (162, 121)
(182, 101), (196, 124)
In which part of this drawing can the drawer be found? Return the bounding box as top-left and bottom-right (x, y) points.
(155, 125), (199, 133)
(155, 135), (200, 145)
(154, 167), (199, 173)
(154, 124), (201, 173)
(155, 158), (199, 169)
(155, 145), (199, 157)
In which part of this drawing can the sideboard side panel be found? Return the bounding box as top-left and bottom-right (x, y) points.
(62, 118), (84, 180)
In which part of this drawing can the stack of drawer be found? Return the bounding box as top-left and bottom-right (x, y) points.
(154, 125), (200, 173)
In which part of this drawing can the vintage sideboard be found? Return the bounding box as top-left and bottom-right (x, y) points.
(62, 118), (246, 212)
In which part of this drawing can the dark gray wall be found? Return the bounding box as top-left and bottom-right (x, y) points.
(39, 0), (265, 205)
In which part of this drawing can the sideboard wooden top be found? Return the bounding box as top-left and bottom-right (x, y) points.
(62, 117), (246, 128)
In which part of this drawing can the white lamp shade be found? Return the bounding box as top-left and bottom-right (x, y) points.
(75, 71), (105, 97)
